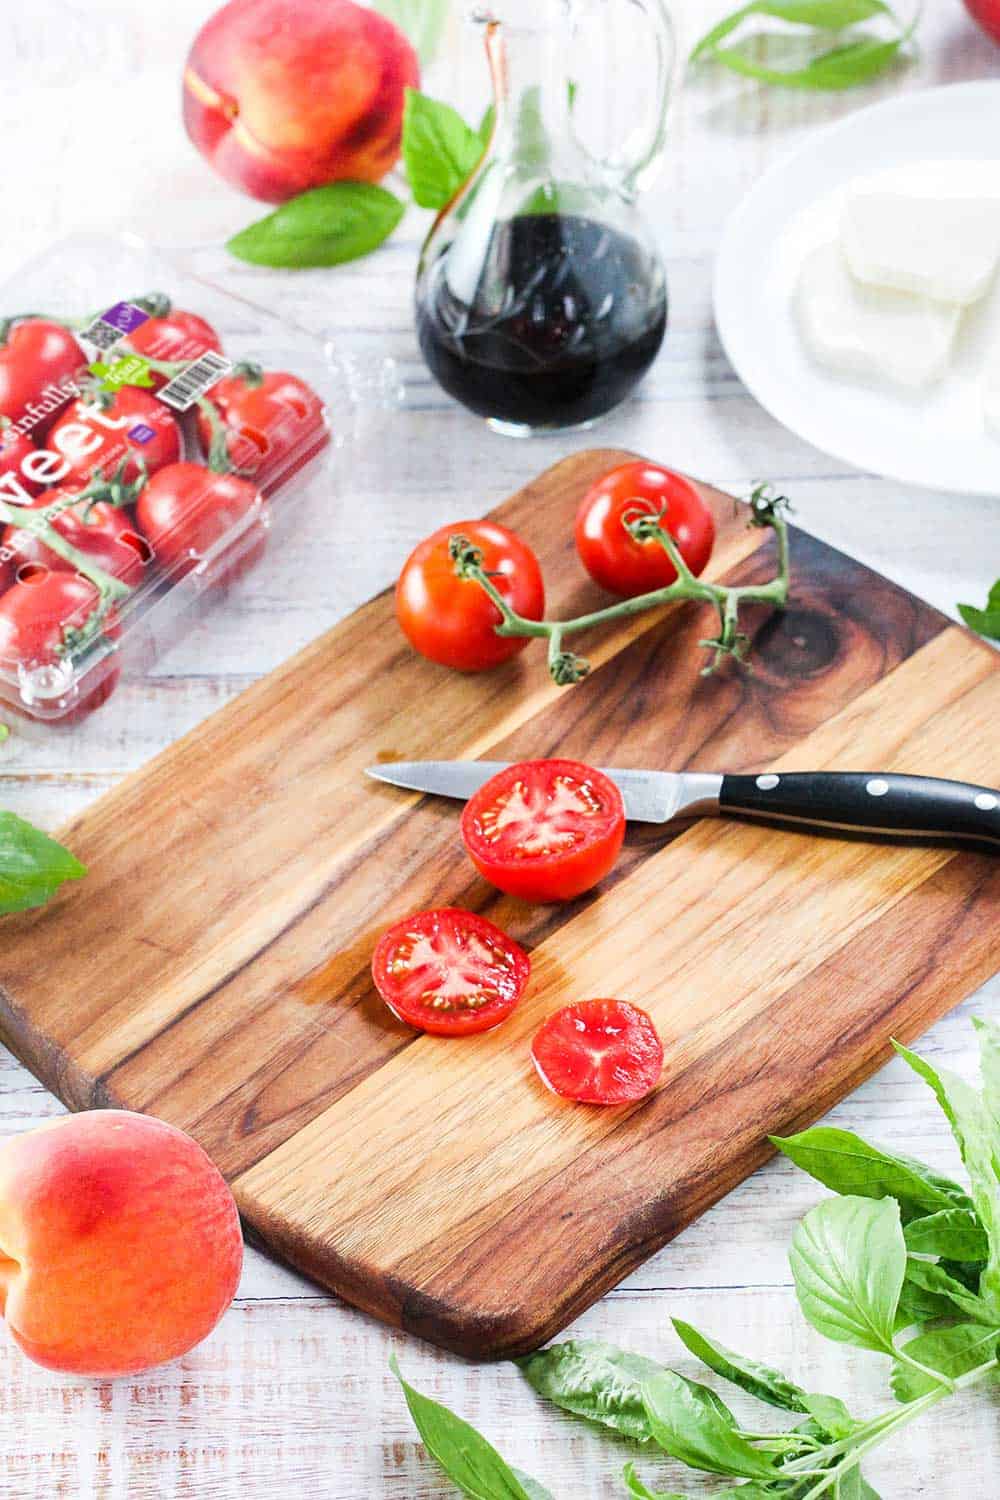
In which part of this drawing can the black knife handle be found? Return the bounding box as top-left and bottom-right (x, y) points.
(719, 772), (1000, 850)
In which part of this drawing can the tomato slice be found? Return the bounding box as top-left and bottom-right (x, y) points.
(532, 999), (663, 1104)
(461, 759), (626, 904)
(371, 907), (530, 1036)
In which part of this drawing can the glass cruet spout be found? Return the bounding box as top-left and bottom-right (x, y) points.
(415, 0), (674, 436)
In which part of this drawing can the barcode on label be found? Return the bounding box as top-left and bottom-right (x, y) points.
(158, 351), (232, 412)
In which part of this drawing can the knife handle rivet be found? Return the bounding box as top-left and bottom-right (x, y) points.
(866, 779), (890, 797)
(975, 792), (998, 812)
(756, 774), (780, 791)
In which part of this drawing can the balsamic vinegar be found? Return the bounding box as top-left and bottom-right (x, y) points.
(416, 214), (667, 432)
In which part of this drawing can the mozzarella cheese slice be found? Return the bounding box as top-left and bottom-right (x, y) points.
(843, 189), (1000, 306)
(795, 241), (961, 390)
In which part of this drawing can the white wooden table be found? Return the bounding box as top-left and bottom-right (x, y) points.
(1, 2), (999, 1494)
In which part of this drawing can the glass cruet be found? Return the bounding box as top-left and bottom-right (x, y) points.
(415, 0), (675, 436)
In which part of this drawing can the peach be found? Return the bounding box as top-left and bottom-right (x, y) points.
(183, 0), (420, 203)
(0, 1111), (243, 1376)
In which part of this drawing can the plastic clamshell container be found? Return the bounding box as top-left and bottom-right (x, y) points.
(0, 234), (339, 724)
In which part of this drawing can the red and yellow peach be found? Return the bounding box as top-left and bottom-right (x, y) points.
(0, 1110), (243, 1376)
(183, 0), (420, 203)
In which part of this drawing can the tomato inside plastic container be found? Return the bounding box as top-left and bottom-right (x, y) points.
(0, 234), (340, 724)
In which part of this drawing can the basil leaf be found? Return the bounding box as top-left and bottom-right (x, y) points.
(692, 0), (893, 57)
(801, 1392), (855, 1439)
(835, 1470), (882, 1499)
(371, 0), (449, 63)
(690, 0), (913, 91)
(958, 579), (1000, 641)
(903, 1259), (997, 1324)
(771, 1127), (974, 1222)
(895, 1042), (1000, 1312)
(974, 1015), (1000, 1119)
(478, 104), (496, 146)
(510, 1473), (554, 1500)
(392, 1359), (547, 1500)
(622, 1464), (773, 1500)
(516, 1340), (666, 1441)
(670, 1319), (809, 1413)
(891, 1323), (1000, 1402)
(641, 1371), (777, 1480)
(903, 1209), (989, 1263)
(403, 89), (486, 209)
(227, 183), (404, 268)
(790, 1196), (905, 1354)
(0, 811), (86, 916)
(621, 1464), (686, 1500)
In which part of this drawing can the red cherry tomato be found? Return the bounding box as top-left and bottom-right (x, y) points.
(47, 388), (181, 487)
(575, 461), (715, 598)
(136, 462), (267, 586)
(0, 425), (43, 498)
(0, 570), (120, 720)
(371, 907), (530, 1036)
(126, 310), (223, 379)
(397, 520), (545, 673)
(532, 999), (663, 1104)
(461, 759), (626, 903)
(0, 320), (84, 429)
(2, 487), (149, 588)
(196, 369), (328, 487)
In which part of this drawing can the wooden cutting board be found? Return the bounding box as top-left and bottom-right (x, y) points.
(2, 449), (999, 1360)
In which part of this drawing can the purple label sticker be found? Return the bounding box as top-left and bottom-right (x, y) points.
(128, 423), (157, 444)
(99, 302), (151, 335)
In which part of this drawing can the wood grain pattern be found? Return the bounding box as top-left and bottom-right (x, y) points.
(1, 449), (997, 1361)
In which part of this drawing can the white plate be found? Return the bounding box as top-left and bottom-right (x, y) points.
(714, 81), (1000, 496)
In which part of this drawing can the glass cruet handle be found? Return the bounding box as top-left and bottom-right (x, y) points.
(571, 0), (677, 200)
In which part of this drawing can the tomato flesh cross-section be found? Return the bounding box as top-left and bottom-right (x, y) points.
(461, 759), (626, 903)
(532, 999), (664, 1104)
(371, 907), (530, 1036)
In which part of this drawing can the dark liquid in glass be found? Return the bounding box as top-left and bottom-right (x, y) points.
(416, 214), (667, 430)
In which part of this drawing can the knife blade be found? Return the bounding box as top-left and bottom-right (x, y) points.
(365, 761), (1000, 848)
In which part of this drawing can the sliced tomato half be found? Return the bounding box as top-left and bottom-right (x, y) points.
(371, 907), (530, 1036)
(531, 999), (664, 1105)
(461, 759), (626, 904)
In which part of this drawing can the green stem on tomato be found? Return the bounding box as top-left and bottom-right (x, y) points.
(450, 483), (792, 685)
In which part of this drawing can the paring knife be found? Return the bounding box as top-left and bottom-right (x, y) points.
(365, 762), (1000, 850)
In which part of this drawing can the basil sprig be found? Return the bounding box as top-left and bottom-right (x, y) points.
(690, 0), (918, 92)
(0, 811), (86, 916)
(396, 1018), (1000, 1499)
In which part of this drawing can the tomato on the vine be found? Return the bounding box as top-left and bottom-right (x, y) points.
(196, 369), (327, 486)
(136, 462), (267, 585)
(371, 907), (530, 1036)
(532, 999), (663, 1104)
(461, 759), (626, 903)
(397, 520), (545, 672)
(126, 310), (223, 378)
(48, 388), (181, 487)
(575, 461), (715, 598)
(0, 569), (121, 719)
(0, 321), (84, 429)
(2, 487), (149, 588)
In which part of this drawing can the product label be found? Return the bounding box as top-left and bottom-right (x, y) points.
(88, 354), (156, 393)
(158, 350), (231, 412)
(80, 301), (151, 355)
